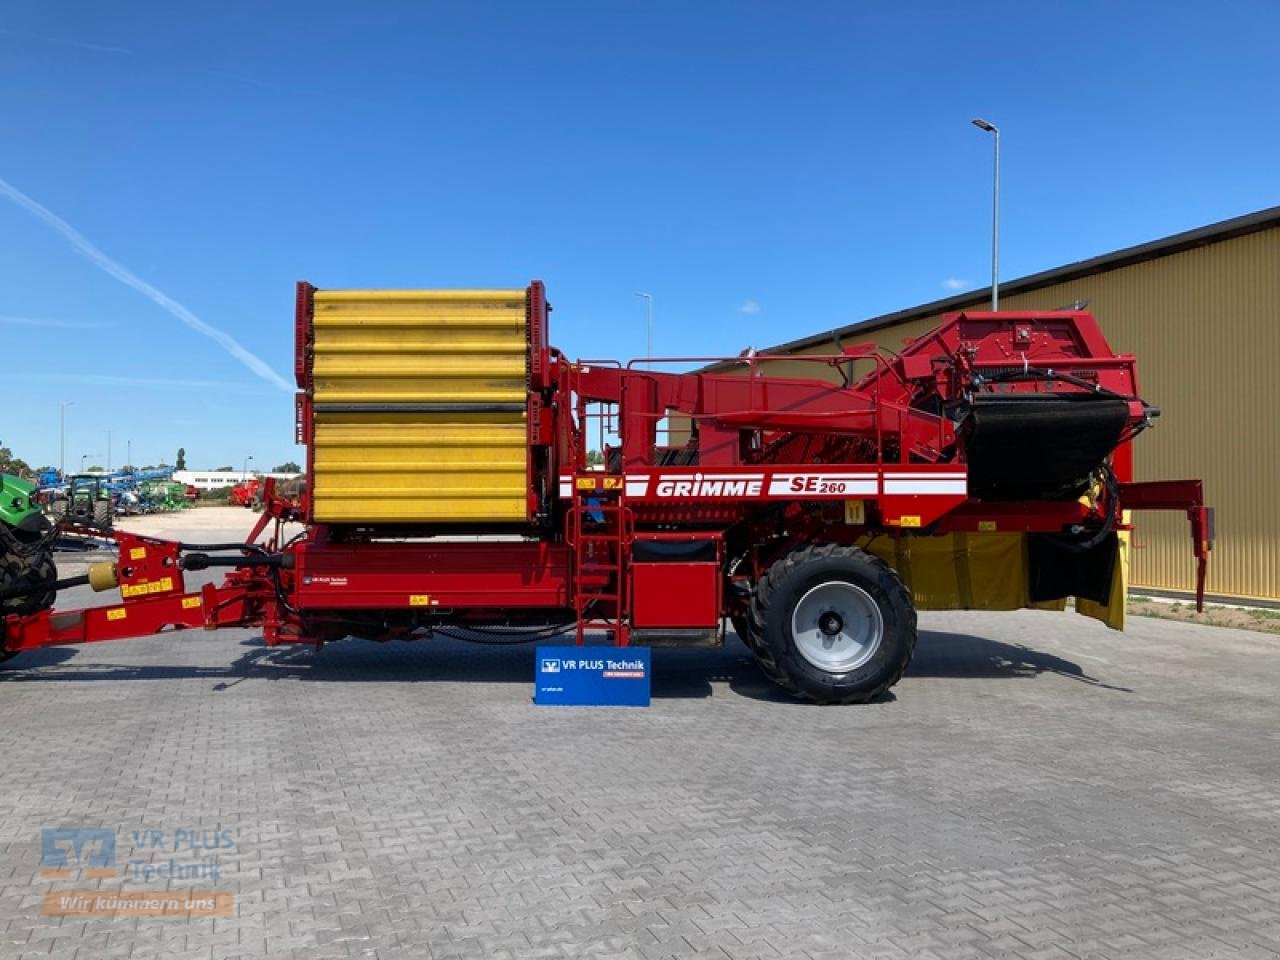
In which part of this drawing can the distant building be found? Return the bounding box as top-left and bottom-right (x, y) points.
(173, 470), (301, 491)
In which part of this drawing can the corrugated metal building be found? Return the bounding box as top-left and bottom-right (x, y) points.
(743, 206), (1280, 603)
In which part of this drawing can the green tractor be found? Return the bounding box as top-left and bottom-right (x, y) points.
(50, 473), (113, 528)
(0, 472), (57, 625)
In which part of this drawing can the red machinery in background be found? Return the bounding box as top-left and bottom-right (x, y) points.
(1, 282), (1211, 703)
(227, 478), (262, 508)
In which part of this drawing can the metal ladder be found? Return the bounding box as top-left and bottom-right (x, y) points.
(570, 477), (630, 646)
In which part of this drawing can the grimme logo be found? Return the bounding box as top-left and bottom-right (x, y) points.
(41, 828), (116, 879)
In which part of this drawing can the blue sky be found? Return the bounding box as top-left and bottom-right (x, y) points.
(1, 1), (1276, 471)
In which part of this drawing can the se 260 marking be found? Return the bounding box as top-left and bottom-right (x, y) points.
(791, 478), (847, 494)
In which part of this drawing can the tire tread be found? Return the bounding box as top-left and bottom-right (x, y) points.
(751, 543), (916, 704)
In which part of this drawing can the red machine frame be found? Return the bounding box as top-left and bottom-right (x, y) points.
(3, 287), (1212, 659)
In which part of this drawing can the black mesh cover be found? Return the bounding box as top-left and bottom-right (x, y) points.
(960, 393), (1129, 500)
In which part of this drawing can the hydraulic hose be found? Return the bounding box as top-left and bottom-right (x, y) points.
(178, 541), (272, 555)
(1045, 464), (1120, 554)
(181, 552), (291, 571)
(433, 623), (575, 645)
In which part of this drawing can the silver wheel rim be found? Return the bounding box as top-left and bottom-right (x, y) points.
(790, 581), (883, 673)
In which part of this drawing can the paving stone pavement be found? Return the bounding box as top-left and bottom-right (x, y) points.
(2, 605), (1279, 959)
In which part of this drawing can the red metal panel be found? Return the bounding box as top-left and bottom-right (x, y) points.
(301, 391), (315, 521)
(294, 393), (311, 446)
(294, 281), (313, 390)
(294, 540), (573, 610)
(631, 562), (720, 628)
(1112, 440), (1133, 483)
(114, 533), (185, 600)
(527, 280), (550, 390)
(524, 281), (549, 521)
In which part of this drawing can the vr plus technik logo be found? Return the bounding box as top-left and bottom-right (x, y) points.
(39, 827), (236, 917)
(40, 828), (116, 880)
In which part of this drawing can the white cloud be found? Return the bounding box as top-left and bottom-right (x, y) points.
(739, 299), (761, 315)
(941, 278), (968, 291)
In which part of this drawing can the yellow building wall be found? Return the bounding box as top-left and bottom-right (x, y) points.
(781, 228), (1280, 601)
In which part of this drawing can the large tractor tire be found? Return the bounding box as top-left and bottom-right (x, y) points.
(731, 612), (797, 694)
(1, 551), (56, 619)
(727, 552), (795, 693)
(751, 543), (916, 704)
(92, 500), (112, 528)
(1, 513), (58, 628)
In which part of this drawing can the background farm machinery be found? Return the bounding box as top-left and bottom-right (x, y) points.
(1, 283), (1211, 702)
(229, 478), (263, 508)
(38, 468), (195, 525)
(0, 472), (56, 621)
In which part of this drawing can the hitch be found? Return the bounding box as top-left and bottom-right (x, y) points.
(2, 524), (287, 658)
(1118, 480), (1214, 611)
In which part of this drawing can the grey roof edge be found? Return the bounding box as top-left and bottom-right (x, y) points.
(736, 204), (1280, 362)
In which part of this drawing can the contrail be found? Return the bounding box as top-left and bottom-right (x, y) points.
(0, 176), (293, 392)
(11, 372), (278, 391)
(0, 28), (133, 55)
(0, 315), (112, 329)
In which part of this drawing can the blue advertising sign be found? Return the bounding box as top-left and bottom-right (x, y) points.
(534, 646), (651, 707)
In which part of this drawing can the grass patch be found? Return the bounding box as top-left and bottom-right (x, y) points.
(1128, 595), (1280, 637)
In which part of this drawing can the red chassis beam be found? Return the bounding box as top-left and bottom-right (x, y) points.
(3, 580), (261, 653)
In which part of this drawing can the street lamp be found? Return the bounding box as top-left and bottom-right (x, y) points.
(971, 117), (1000, 310)
(635, 292), (653, 366)
(243, 454), (253, 479)
(59, 401), (74, 478)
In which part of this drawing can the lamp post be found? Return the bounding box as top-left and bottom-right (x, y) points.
(971, 117), (1000, 310)
(635, 292), (653, 366)
(243, 454), (253, 480)
(59, 401), (73, 478)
